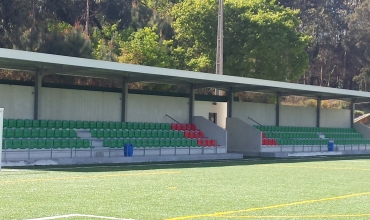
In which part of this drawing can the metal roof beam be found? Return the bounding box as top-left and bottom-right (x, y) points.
(42, 66), (90, 75)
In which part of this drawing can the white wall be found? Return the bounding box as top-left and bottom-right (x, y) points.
(127, 94), (188, 123)
(40, 87), (121, 121)
(321, 108), (350, 128)
(233, 101), (350, 128)
(233, 102), (276, 126)
(194, 101), (227, 128)
(280, 105), (316, 127)
(0, 84), (34, 119)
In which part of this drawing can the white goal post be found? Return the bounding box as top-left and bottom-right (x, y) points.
(0, 108), (3, 171)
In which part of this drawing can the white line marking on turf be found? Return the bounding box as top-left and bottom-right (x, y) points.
(26, 214), (134, 220)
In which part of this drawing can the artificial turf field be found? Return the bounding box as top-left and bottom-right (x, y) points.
(1, 156), (370, 220)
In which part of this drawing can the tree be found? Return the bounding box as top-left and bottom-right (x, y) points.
(171, 0), (310, 81)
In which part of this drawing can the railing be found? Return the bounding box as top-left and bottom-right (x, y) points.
(166, 114), (181, 124)
(1, 139), (227, 161)
(248, 117), (261, 126)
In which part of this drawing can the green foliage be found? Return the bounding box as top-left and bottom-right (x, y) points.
(171, 0), (310, 81)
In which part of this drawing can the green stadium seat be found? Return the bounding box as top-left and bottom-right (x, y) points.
(54, 129), (62, 138)
(69, 130), (77, 138)
(96, 121), (103, 129)
(29, 140), (38, 149)
(165, 138), (171, 147)
(117, 139), (124, 148)
(140, 130), (147, 138)
(3, 119), (8, 128)
(13, 139), (22, 149)
(55, 120), (63, 129)
(109, 122), (115, 130)
(170, 139), (177, 147)
(148, 138), (154, 147)
(115, 122), (122, 130)
(174, 131), (179, 138)
(102, 122), (109, 130)
(83, 139), (91, 148)
(154, 138), (160, 147)
(62, 120), (70, 129)
(37, 139), (46, 149)
(103, 130), (110, 138)
(110, 139), (118, 148)
(6, 129), (14, 138)
(159, 138), (166, 147)
(147, 130), (152, 138)
(39, 120), (47, 128)
(121, 122), (127, 130)
(69, 120), (77, 129)
(127, 122), (133, 130)
(24, 119), (32, 128)
(39, 129), (47, 138)
(83, 121), (90, 129)
(76, 139), (83, 148)
(142, 138), (148, 147)
(138, 122), (145, 130)
(181, 139), (187, 147)
(133, 122), (139, 130)
(136, 138), (142, 148)
(47, 129), (54, 138)
(69, 139), (77, 148)
(160, 123), (166, 130)
(47, 120), (55, 128)
(163, 130), (169, 138)
(91, 129), (97, 138)
(31, 120), (39, 128)
(61, 139), (69, 149)
(149, 123), (155, 130)
(4, 139), (13, 149)
(134, 130), (140, 138)
(122, 129), (129, 138)
(76, 121), (83, 129)
(14, 128), (22, 138)
(23, 129), (31, 138)
(116, 130), (123, 138)
(129, 138), (137, 146)
(186, 139), (192, 147)
(152, 130), (158, 138)
(8, 119), (16, 128)
(157, 130), (163, 138)
(53, 139), (62, 149)
(176, 139), (182, 147)
(62, 129), (69, 138)
(15, 119), (24, 128)
(155, 123), (161, 130)
(97, 130), (103, 139)
(168, 130), (174, 138)
(110, 130), (117, 138)
(144, 123), (150, 130)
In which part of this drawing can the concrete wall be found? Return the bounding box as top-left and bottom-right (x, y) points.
(280, 105), (316, 127)
(193, 116), (227, 147)
(353, 123), (370, 138)
(233, 102), (276, 126)
(40, 87), (121, 121)
(320, 108), (350, 128)
(0, 84), (34, 119)
(226, 117), (261, 153)
(127, 94), (188, 123)
(233, 100), (351, 128)
(194, 101), (227, 128)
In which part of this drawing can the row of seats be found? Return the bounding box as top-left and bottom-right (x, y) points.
(103, 138), (217, 148)
(255, 125), (356, 133)
(263, 132), (363, 139)
(3, 128), (77, 139)
(3, 119), (176, 130)
(91, 129), (205, 139)
(2, 138), (91, 149)
(263, 138), (370, 146)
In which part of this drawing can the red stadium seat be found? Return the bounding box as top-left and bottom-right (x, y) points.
(184, 130), (190, 138)
(175, 124), (182, 130)
(171, 123), (177, 130)
(197, 139), (203, 146)
(210, 139), (216, 146)
(189, 132), (195, 139)
(190, 124), (196, 130)
(199, 131), (204, 138)
(181, 124), (187, 130)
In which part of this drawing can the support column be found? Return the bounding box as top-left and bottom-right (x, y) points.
(34, 72), (43, 120)
(276, 93), (281, 126)
(227, 87), (233, 118)
(350, 100), (355, 128)
(316, 97), (321, 128)
(121, 77), (128, 122)
(189, 84), (195, 124)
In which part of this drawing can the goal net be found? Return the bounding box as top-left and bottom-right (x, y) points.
(0, 108), (3, 171)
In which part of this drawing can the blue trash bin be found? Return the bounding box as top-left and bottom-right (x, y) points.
(327, 140), (334, 151)
(124, 143), (134, 157)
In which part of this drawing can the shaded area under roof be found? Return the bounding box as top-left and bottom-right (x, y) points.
(0, 48), (369, 102)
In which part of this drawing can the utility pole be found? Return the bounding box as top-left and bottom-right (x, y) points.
(86, 0), (90, 35)
(215, 0), (224, 95)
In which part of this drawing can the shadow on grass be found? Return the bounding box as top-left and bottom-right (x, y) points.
(5, 155), (370, 173)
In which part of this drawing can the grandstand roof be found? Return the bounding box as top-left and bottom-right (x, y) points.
(0, 48), (369, 102)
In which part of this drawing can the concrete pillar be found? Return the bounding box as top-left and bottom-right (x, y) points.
(189, 84), (195, 124)
(227, 87), (233, 118)
(350, 100), (355, 128)
(276, 93), (281, 126)
(316, 97), (321, 127)
(34, 72), (43, 120)
(121, 77), (128, 122)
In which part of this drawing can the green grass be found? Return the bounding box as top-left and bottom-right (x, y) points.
(1, 156), (370, 220)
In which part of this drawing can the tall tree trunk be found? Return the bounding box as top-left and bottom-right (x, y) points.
(86, 0), (90, 35)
